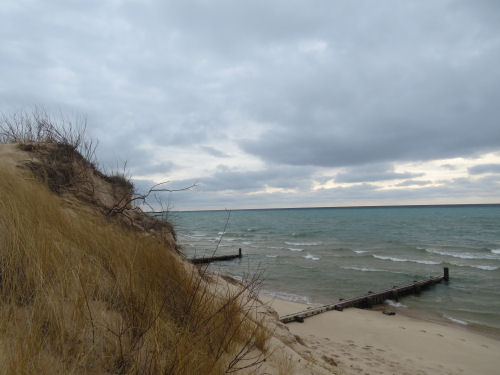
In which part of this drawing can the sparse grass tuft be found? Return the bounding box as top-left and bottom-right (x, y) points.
(0, 163), (270, 374)
(275, 351), (296, 375)
(105, 174), (134, 191)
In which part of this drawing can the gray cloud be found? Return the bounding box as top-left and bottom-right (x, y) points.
(199, 146), (229, 158)
(333, 164), (423, 183)
(240, 51), (500, 167)
(468, 164), (500, 175)
(396, 180), (433, 187)
(173, 164), (312, 194)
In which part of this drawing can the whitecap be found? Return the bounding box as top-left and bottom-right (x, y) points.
(384, 299), (407, 308)
(342, 266), (383, 272)
(353, 250), (368, 254)
(262, 290), (311, 304)
(304, 253), (320, 261)
(265, 254), (278, 258)
(426, 248), (498, 260)
(288, 248), (304, 252)
(373, 255), (407, 262)
(470, 265), (498, 271)
(415, 260), (442, 265)
(285, 241), (321, 246)
(242, 241), (253, 245)
(491, 249), (500, 255)
(444, 315), (468, 325)
(181, 234), (201, 239)
(373, 255), (440, 265)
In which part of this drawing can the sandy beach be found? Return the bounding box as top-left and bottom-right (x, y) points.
(262, 296), (500, 375)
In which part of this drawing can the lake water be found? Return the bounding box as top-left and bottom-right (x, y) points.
(162, 205), (500, 333)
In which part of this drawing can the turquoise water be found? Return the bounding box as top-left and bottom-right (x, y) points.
(164, 205), (500, 332)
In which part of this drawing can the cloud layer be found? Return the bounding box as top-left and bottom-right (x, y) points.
(1, 0), (499, 209)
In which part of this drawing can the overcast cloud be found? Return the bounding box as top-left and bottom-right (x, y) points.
(1, 0), (499, 209)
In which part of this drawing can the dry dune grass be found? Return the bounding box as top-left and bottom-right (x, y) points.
(0, 162), (269, 374)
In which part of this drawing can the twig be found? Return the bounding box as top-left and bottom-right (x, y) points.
(74, 270), (95, 345)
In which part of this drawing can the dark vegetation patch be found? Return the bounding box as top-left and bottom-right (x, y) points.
(321, 354), (338, 367)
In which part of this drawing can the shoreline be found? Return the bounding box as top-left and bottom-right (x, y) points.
(261, 294), (500, 375)
(371, 302), (500, 342)
(259, 287), (500, 341)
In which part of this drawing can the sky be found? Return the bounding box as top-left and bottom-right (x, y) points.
(1, 0), (500, 210)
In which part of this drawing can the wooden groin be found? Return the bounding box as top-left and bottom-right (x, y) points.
(279, 267), (449, 324)
(190, 248), (242, 265)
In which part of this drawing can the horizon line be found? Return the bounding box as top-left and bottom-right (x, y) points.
(149, 202), (500, 214)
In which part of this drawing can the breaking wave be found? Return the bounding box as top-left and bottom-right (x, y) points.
(384, 299), (407, 308)
(444, 315), (468, 325)
(285, 241), (321, 246)
(470, 265), (498, 271)
(425, 248), (499, 260)
(342, 266), (384, 272)
(373, 255), (441, 265)
(304, 253), (320, 261)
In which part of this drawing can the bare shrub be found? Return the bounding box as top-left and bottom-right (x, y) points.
(0, 107), (97, 163)
(1, 108), (102, 198)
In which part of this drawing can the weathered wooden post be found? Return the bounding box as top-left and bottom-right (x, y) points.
(238, 248), (242, 258)
(443, 267), (449, 281)
(413, 282), (421, 294)
(391, 288), (399, 301)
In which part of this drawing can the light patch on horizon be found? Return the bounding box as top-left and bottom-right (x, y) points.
(312, 151), (500, 192)
(391, 151), (500, 186)
(246, 185), (298, 196)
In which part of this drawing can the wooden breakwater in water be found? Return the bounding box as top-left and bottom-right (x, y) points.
(279, 267), (449, 324)
(190, 248), (242, 264)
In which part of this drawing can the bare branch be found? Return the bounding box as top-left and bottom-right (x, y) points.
(106, 180), (197, 217)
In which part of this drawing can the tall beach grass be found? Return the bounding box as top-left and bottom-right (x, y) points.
(0, 160), (269, 374)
